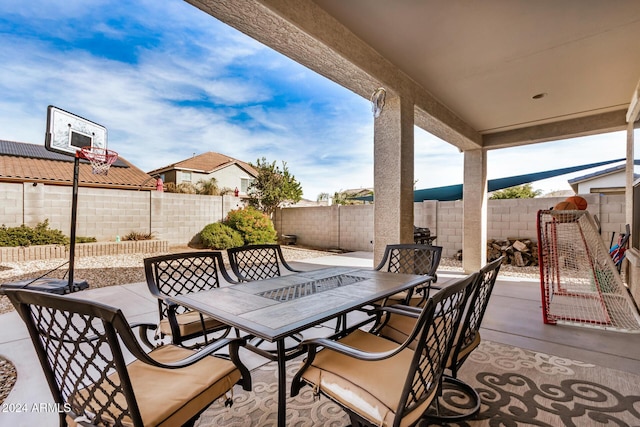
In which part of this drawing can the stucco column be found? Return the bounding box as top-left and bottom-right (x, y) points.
(373, 94), (414, 264)
(626, 121), (636, 243)
(462, 149), (487, 273)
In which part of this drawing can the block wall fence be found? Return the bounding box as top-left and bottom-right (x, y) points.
(0, 182), (243, 246)
(0, 182), (626, 259)
(275, 193), (626, 258)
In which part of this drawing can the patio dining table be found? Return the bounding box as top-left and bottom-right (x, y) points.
(167, 265), (431, 427)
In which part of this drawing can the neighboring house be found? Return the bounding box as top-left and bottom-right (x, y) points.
(0, 140), (157, 190)
(147, 152), (258, 197)
(568, 161), (640, 195)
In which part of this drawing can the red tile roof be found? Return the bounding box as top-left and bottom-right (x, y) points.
(0, 140), (156, 190)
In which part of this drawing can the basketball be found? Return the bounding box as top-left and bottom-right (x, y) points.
(565, 195), (587, 210)
(554, 201), (578, 210)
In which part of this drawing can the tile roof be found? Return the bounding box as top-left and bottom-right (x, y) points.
(147, 151), (257, 177)
(0, 140), (156, 190)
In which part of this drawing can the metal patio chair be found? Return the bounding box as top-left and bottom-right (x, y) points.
(433, 255), (504, 421)
(374, 256), (504, 421)
(5, 288), (251, 427)
(374, 243), (443, 306)
(290, 273), (476, 427)
(226, 244), (304, 356)
(144, 251), (238, 349)
(227, 244), (302, 282)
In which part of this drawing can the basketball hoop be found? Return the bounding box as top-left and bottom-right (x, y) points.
(80, 146), (118, 175)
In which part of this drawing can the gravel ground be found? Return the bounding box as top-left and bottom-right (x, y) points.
(0, 246), (539, 405)
(0, 245), (337, 316)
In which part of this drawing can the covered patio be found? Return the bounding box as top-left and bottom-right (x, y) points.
(3, 2), (640, 425)
(1, 251), (639, 425)
(184, 0), (640, 275)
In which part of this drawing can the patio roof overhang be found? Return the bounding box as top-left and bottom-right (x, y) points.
(185, 0), (640, 151)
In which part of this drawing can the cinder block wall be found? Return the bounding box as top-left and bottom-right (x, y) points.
(434, 201), (463, 257)
(275, 194), (626, 258)
(0, 182), (627, 255)
(276, 205), (339, 248)
(30, 186), (151, 242)
(0, 182), (242, 246)
(339, 205), (374, 251)
(0, 183), (23, 225)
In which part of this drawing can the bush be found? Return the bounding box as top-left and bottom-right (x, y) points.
(0, 220), (69, 247)
(122, 231), (155, 241)
(76, 236), (97, 243)
(200, 222), (244, 249)
(224, 206), (277, 245)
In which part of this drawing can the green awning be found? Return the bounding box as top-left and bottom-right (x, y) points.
(353, 158), (626, 202)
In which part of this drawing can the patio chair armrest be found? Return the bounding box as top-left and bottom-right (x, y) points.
(218, 265), (241, 284)
(377, 304), (421, 318)
(230, 270), (252, 282)
(300, 336), (403, 362)
(129, 322), (158, 350)
(280, 259), (303, 273)
(138, 336), (245, 367)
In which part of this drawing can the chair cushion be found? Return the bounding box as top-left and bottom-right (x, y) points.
(160, 311), (226, 338)
(73, 345), (240, 426)
(448, 331), (481, 369)
(300, 329), (435, 427)
(378, 311), (417, 347)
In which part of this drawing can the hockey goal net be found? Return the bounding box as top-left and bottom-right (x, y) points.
(537, 209), (640, 332)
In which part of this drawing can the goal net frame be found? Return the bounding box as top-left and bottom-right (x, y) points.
(537, 209), (640, 332)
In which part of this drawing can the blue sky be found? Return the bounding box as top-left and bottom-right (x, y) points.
(0, 0), (629, 199)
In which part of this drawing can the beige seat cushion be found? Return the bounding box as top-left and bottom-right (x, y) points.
(73, 345), (240, 426)
(378, 311), (418, 347)
(160, 311), (226, 338)
(300, 329), (435, 427)
(448, 331), (481, 368)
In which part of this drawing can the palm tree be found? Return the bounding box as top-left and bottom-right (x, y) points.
(196, 178), (220, 195)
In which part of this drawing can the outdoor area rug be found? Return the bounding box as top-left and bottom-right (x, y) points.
(196, 340), (640, 426)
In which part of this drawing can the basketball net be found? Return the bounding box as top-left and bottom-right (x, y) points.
(80, 147), (118, 175)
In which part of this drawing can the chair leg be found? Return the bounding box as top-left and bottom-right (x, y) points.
(422, 375), (481, 423)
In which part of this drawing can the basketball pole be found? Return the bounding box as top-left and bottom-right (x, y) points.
(67, 153), (81, 289)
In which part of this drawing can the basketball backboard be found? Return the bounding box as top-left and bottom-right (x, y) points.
(45, 106), (107, 156)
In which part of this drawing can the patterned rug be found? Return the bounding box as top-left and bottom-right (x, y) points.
(0, 355), (17, 405)
(196, 341), (640, 426)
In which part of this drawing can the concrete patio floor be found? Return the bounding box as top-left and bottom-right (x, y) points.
(1, 251), (639, 426)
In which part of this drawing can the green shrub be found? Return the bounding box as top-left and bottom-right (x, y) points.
(224, 206), (277, 245)
(200, 222), (244, 249)
(76, 236), (97, 243)
(0, 220), (69, 247)
(123, 231), (155, 241)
